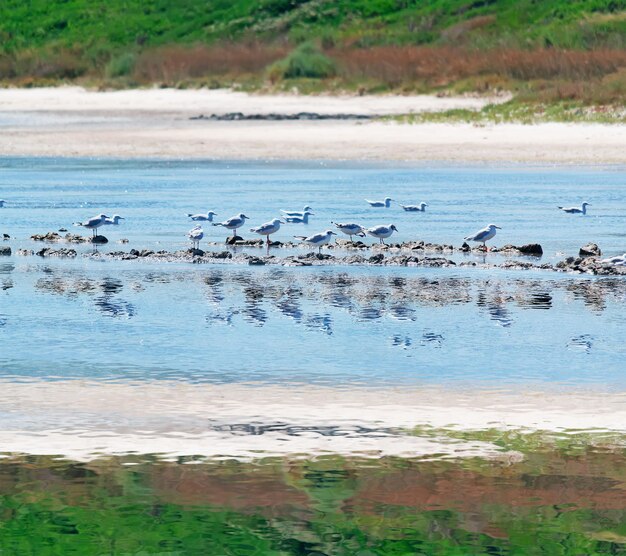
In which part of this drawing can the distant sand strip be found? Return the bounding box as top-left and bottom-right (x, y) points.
(0, 87), (624, 163)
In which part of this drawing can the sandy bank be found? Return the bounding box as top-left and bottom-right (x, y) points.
(0, 87), (624, 163)
(1, 380), (624, 460)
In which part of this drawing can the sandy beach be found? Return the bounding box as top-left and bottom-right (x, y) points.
(0, 86), (624, 163)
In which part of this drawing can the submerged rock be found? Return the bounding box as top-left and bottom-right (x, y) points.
(225, 235), (243, 245)
(91, 235), (108, 244)
(31, 232), (61, 242)
(36, 247), (77, 258)
(0, 246), (11, 256)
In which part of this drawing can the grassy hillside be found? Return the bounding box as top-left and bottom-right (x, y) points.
(0, 0), (625, 110)
(1, 0), (625, 52)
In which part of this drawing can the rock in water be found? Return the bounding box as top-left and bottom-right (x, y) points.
(518, 244), (543, 256)
(0, 246), (11, 256)
(91, 235), (108, 244)
(579, 243), (601, 257)
(226, 235), (243, 245)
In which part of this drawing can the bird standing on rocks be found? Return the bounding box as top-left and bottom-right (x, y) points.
(213, 213), (249, 236)
(332, 222), (366, 241)
(295, 230), (337, 253)
(365, 197), (394, 208)
(366, 224), (398, 245)
(74, 214), (109, 238)
(250, 218), (284, 245)
(558, 202), (590, 215)
(464, 224), (501, 250)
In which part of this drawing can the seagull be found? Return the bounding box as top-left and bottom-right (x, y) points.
(284, 211), (314, 223)
(281, 206), (313, 218)
(104, 215), (125, 225)
(332, 222), (366, 241)
(188, 211), (217, 222)
(250, 218), (284, 245)
(212, 213), (249, 236)
(600, 253), (626, 266)
(365, 197), (394, 208)
(464, 224), (501, 250)
(366, 224), (398, 245)
(188, 225), (204, 249)
(295, 230), (337, 253)
(74, 214), (109, 237)
(400, 202), (428, 212)
(558, 202), (590, 214)
(0, 200), (5, 207)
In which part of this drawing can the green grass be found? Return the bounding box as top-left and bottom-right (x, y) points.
(386, 100), (626, 124)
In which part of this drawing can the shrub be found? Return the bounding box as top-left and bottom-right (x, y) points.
(268, 42), (336, 81)
(106, 52), (136, 78)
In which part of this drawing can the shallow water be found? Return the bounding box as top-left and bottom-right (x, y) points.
(1, 157), (625, 258)
(1, 158), (626, 554)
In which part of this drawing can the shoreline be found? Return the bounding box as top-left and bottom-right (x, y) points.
(0, 379), (624, 461)
(0, 87), (624, 163)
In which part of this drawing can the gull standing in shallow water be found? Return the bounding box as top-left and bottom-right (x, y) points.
(187, 225), (204, 249)
(295, 230), (337, 253)
(188, 211), (217, 221)
(464, 224), (501, 250)
(366, 224), (398, 245)
(74, 214), (109, 237)
(213, 213), (249, 236)
(558, 202), (591, 214)
(400, 202), (428, 212)
(250, 218), (284, 245)
(284, 211), (314, 223)
(332, 222), (366, 241)
(104, 215), (125, 225)
(365, 197), (394, 208)
(281, 206), (313, 218)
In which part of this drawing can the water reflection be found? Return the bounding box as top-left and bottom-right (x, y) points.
(0, 451), (623, 554)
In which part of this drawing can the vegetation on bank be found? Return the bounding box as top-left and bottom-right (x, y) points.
(0, 0), (625, 114)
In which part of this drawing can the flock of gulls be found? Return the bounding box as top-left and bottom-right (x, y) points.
(2, 198), (623, 264)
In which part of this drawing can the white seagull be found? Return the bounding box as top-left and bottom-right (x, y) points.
(295, 230), (337, 253)
(188, 225), (204, 249)
(332, 222), (366, 241)
(365, 197), (394, 208)
(250, 218), (284, 245)
(284, 211), (314, 223)
(74, 213), (109, 237)
(281, 205), (313, 218)
(558, 202), (590, 215)
(188, 211), (217, 222)
(400, 202), (428, 212)
(104, 215), (125, 225)
(464, 224), (501, 250)
(213, 213), (249, 236)
(366, 224), (398, 245)
(600, 253), (626, 266)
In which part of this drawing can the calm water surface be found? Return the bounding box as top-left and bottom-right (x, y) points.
(1, 158), (625, 554)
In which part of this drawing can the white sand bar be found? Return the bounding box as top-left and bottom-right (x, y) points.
(0, 380), (624, 461)
(0, 87), (624, 163)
